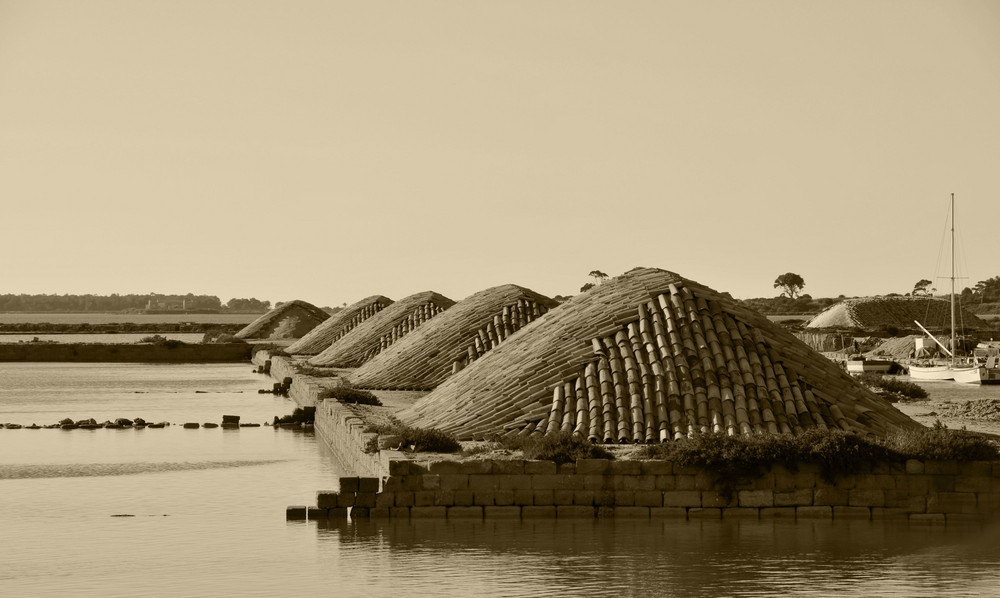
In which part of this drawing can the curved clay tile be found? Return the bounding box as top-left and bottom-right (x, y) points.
(348, 284), (559, 390)
(399, 268), (921, 442)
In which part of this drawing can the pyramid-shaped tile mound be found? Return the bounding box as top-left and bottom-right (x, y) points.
(806, 296), (986, 330)
(308, 291), (455, 368)
(233, 300), (330, 341)
(284, 295), (394, 355)
(400, 268), (921, 442)
(347, 284), (559, 390)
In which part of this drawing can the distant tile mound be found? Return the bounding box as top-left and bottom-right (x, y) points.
(805, 297), (985, 330)
(400, 268), (920, 442)
(308, 291), (455, 368)
(347, 284), (558, 390)
(284, 295), (394, 355)
(233, 300), (330, 341)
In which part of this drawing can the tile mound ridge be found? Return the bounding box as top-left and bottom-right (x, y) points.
(307, 291), (455, 368)
(285, 295), (393, 354)
(347, 283), (558, 390)
(806, 296), (986, 329)
(399, 268), (920, 442)
(233, 300), (330, 340)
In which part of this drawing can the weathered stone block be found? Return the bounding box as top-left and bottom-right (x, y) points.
(833, 506), (871, 519)
(394, 492), (414, 507)
(428, 460), (462, 474)
(350, 507), (370, 519)
(609, 461), (642, 475)
(722, 507), (759, 519)
(701, 491), (734, 508)
(688, 508), (721, 519)
(485, 506), (522, 519)
(469, 475), (499, 492)
(759, 507), (796, 519)
(413, 491), (436, 507)
(420, 475), (441, 491)
(576, 459), (610, 475)
(928, 475), (955, 492)
(337, 493), (356, 508)
(927, 492), (977, 514)
(389, 506), (410, 518)
(369, 507), (391, 518)
(522, 506), (557, 518)
(286, 506), (307, 520)
(634, 490), (664, 507)
(453, 490), (474, 506)
(448, 506), (484, 519)
(375, 493), (395, 508)
(597, 506), (615, 518)
(848, 489), (885, 507)
(513, 489), (534, 506)
(439, 474), (470, 490)
(550, 490), (574, 505)
(339, 477), (360, 493)
(924, 460), (959, 475)
(883, 491), (925, 512)
(492, 460), (525, 475)
(306, 507), (329, 520)
(674, 475), (696, 491)
(796, 506), (832, 519)
(655, 475), (677, 491)
(524, 460), (556, 474)
(460, 461), (493, 474)
(532, 474), (582, 490)
(557, 506), (595, 518)
(909, 513), (946, 524)
(532, 490), (554, 506)
(557, 463), (576, 474)
(750, 473), (776, 490)
(613, 491), (635, 506)
(772, 466), (816, 490)
(650, 507), (688, 519)
(316, 492), (339, 509)
(411, 506), (447, 518)
(358, 477), (380, 493)
(813, 488), (849, 506)
(494, 490), (514, 506)
(382, 476), (404, 492)
(673, 464), (701, 475)
(663, 490), (701, 507)
(582, 475), (605, 490)
(614, 506), (650, 518)
(774, 489), (813, 507)
(474, 492), (495, 506)
(355, 492), (377, 508)
(905, 459), (924, 474)
(738, 490), (774, 508)
(573, 491), (595, 506)
(695, 472), (718, 490)
(641, 460), (672, 475)
(955, 476), (992, 493)
(595, 491), (615, 507)
(945, 513), (985, 525)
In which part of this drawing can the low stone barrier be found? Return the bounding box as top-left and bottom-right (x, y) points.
(295, 459), (1000, 524)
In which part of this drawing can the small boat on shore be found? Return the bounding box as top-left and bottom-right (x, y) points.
(846, 358), (897, 375)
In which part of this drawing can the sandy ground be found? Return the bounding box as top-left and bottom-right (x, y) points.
(894, 396), (1000, 438)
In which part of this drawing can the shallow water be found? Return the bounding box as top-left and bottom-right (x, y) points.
(0, 313), (258, 325)
(0, 333), (207, 344)
(2, 363), (999, 597)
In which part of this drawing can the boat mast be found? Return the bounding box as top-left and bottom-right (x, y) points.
(950, 193), (956, 368)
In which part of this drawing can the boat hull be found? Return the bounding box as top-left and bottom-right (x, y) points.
(846, 360), (894, 374)
(953, 366), (1000, 385)
(908, 365), (956, 381)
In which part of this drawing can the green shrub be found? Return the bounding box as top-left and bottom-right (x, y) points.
(368, 423), (461, 453)
(275, 406), (315, 424)
(317, 387), (382, 406)
(886, 420), (1000, 461)
(295, 364), (340, 378)
(501, 432), (614, 464)
(857, 372), (928, 400)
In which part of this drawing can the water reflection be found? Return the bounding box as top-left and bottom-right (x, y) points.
(310, 518), (1000, 597)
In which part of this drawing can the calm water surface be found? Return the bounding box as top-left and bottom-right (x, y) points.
(0, 333), (207, 344)
(1, 363), (999, 597)
(0, 313), (258, 325)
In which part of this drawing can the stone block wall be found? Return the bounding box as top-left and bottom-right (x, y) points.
(297, 458), (1000, 524)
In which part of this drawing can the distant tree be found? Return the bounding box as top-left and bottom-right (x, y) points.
(588, 270), (609, 284)
(225, 297), (271, 312)
(912, 279), (934, 296)
(580, 282), (595, 293)
(973, 276), (1000, 303)
(773, 273), (805, 299)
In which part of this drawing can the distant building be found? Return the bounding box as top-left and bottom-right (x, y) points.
(146, 295), (186, 311)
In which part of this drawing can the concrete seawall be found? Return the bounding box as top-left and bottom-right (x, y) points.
(0, 343), (252, 362)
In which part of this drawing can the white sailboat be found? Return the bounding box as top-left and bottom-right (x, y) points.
(908, 194), (999, 384)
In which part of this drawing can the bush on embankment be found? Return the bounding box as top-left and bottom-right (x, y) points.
(856, 372), (929, 401)
(318, 386), (381, 406)
(498, 432), (614, 464)
(639, 423), (999, 485)
(366, 422), (462, 454)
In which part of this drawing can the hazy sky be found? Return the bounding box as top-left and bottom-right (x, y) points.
(2, 1), (998, 307)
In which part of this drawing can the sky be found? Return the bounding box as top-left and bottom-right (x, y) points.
(1, 1), (998, 308)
